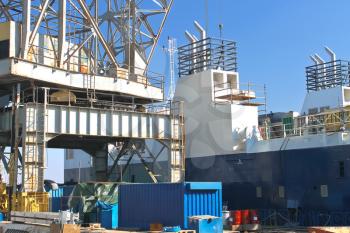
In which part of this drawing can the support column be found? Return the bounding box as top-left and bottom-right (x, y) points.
(92, 145), (108, 182)
(21, 0), (31, 59)
(9, 83), (20, 212)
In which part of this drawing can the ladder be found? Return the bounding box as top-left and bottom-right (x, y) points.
(169, 101), (185, 182)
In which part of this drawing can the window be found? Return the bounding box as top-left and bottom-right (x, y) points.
(278, 186), (285, 198)
(213, 72), (225, 88)
(65, 149), (74, 160)
(308, 108), (318, 115)
(320, 185), (328, 197)
(0, 40), (9, 60)
(256, 186), (262, 198)
(339, 161), (345, 178)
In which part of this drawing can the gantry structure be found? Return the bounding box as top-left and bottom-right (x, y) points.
(0, 0), (185, 210)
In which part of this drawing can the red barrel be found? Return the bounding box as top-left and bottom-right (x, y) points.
(241, 209), (250, 224)
(231, 210), (242, 225)
(250, 209), (259, 224)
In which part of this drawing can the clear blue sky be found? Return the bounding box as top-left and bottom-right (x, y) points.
(46, 0), (350, 183)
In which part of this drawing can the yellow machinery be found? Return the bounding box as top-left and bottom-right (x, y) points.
(0, 183), (8, 213)
(15, 192), (49, 212)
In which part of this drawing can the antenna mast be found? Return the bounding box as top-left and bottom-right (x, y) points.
(165, 37), (178, 100)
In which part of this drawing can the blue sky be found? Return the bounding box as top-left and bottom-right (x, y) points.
(46, 0), (350, 183)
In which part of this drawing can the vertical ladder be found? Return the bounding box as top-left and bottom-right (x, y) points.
(22, 95), (46, 192)
(169, 101), (185, 182)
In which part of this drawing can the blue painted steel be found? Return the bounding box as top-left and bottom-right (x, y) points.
(186, 182), (221, 190)
(186, 145), (350, 213)
(118, 182), (222, 230)
(98, 203), (118, 229)
(163, 226), (181, 232)
(188, 216), (223, 233)
(0, 213), (4, 222)
(49, 185), (75, 212)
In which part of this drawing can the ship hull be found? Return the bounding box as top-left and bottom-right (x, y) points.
(185, 144), (350, 212)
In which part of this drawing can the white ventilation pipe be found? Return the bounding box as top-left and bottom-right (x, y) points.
(185, 30), (196, 43)
(325, 46), (337, 84)
(194, 21), (207, 71)
(194, 20), (206, 40)
(185, 30), (197, 73)
(325, 46), (336, 61)
(310, 55), (319, 65)
(314, 54), (327, 89)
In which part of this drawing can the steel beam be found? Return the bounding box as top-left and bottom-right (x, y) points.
(76, 0), (119, 69)
(0, 0), (13, 21)
(0, 146), (8, 173)
(145, 0), (174, 73)
(21, 0), (31, 59)
(58, 0), (66, 68)
(28, 0), (51, 46)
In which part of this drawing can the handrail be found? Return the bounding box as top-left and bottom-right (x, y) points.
(260, 107), (350, 140)
(25, 44), (164, 90)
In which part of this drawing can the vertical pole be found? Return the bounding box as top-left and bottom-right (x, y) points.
(21, 0), (31, 59)
(9, 83), (20, 212)
(58, 0), (66, 68)
(78, 160), (81, 183)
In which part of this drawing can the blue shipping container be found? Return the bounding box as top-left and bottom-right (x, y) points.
(188, 216), (223, 233)
(118, 182), (222, 230)
(49, 185), (75, 212)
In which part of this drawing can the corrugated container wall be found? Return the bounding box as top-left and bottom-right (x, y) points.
(49, 185), (75, 212)
(118, 182), (222, 230)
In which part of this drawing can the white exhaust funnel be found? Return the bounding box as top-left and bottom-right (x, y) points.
(324, 46), (337, 85)
(194, 20), (206, 40)
(310, 55), (319, 65)
(185, 30), (197, 72)
(314, 54), (325, 64)
(314, 54), (326, 90)
(185, 30), (197, 43)
(324, 46), (336, 61)
(193, 21), (207, 71)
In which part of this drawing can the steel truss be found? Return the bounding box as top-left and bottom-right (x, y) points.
(0, 0), (173, 75)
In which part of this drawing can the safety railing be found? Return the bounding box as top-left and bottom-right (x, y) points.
(306, 60), (350, 92)
(260, 107), (350, 140)
(21, 86), (174, 115)
(213, 81), (267, 113)
(178, 37), (237, 77)
(25, 44), (164, 90)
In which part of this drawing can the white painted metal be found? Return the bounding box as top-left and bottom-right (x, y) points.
(174, 69), (259, 158)
(301, 86), (350, 114)
(25, 105), (169, 139)
(2, 58), (163, 101)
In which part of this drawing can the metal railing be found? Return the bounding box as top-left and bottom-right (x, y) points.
(306, 60), (350, 92)
(178, 37), (237, 77)
(260, 107), (350, 140)
(25, 44), (164, 90)
(213, 81), (267, 113)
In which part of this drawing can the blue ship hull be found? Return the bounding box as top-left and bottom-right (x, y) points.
(185, 144), (350, 212)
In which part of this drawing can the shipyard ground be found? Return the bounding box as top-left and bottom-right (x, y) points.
(4, 222), (350, 233)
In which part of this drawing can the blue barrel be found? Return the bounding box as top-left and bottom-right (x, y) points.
(97, 202), (118, 229)
(0, 212), (4, 222)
